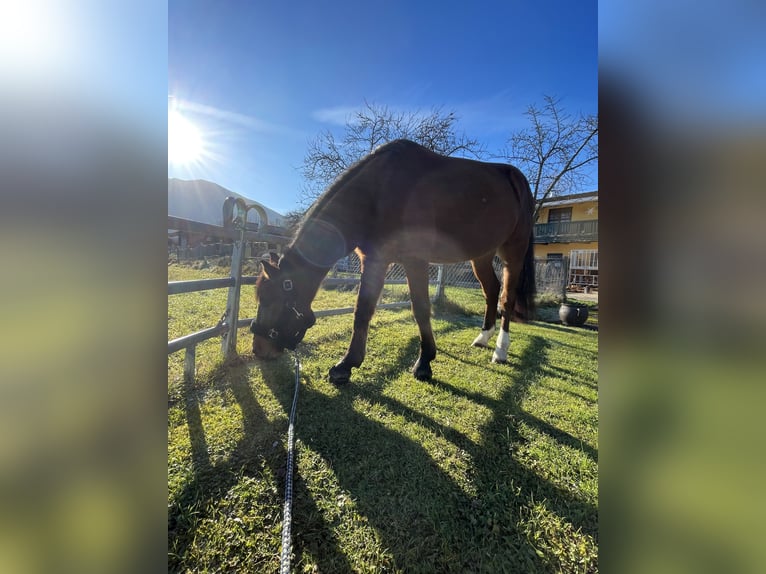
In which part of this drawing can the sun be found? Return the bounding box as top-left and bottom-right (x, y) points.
(168, 109), (203, 164)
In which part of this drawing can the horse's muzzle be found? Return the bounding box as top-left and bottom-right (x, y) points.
(252, 334), (284, 360)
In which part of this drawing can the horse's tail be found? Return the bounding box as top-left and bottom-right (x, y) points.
(513, 230), (536, 322)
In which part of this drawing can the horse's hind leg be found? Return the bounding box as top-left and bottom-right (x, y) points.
(492, 252), (525, 363)
(470, 253), (501, 348)
(402, 259), (436, 381)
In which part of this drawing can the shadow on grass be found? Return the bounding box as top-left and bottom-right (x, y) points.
(170, 309), (597, 572)
(466, 335), (598, 539)
(432, 295), (480, 318)
(257, 336), (521, 572)
(435, 336), (597, 523)
(168, 360), (354, 573)
(255, 321), (597, 572)
(533, 320), (600, 334)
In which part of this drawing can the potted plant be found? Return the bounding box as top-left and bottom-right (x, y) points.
(558, 276), (589, 327)
(559, 299), (589, 326)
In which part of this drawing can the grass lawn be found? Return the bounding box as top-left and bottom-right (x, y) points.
(168, 262), (598, 573)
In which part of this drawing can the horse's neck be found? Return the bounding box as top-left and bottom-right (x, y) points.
(281, 248), (331, 303)
(289, 211), (352, 273)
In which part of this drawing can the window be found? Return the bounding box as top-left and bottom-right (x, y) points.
(548, 207), (572, 223)
(546, 252), (564, 271)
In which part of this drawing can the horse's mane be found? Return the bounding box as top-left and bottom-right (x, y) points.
(292, 141), (405, 243)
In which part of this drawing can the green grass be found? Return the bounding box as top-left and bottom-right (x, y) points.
(168, 262), (598, 573)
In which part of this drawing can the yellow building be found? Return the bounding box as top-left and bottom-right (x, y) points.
(534, 191), (598, 290)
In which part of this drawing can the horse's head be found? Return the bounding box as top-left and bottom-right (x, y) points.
(250, 255), (316, 359)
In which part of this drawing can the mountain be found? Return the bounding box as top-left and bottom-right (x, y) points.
(168, 178), (286, 228)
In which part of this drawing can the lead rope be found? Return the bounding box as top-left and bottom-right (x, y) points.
(279, 351), (301, 574)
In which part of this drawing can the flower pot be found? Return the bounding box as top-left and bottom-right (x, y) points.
(559, 303), (589, 327)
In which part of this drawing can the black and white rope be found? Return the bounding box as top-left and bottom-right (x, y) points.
(279, 352), (301, 574)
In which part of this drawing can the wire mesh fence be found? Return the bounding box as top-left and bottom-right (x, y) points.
(534, 257), (570, 297)
(324, 252), (570, 303)
(322, 252), (435, 306)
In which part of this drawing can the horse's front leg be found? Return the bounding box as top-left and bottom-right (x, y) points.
(328, 258), (388, 385)
(402, 259), (436, 381)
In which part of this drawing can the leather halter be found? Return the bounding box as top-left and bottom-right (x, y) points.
(250, 278), (313, 350)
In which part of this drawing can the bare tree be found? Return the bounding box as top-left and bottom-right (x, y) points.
(501, 95), (598, 221)
(299, 101), (485, 206)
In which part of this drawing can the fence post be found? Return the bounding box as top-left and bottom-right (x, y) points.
(221, 201), (247, 359)
(184, 345), (196, 382)
(435, 264), (445, 302)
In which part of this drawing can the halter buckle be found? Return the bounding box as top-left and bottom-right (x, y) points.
(282, 279), (293, 291)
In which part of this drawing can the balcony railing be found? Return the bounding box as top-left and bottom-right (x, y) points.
(534, 219), (598, 243)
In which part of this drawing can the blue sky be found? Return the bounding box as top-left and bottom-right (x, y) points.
(169, 0), (597, 215)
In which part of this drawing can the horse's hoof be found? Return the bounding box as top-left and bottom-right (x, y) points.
(412, 361), (432, 381)
(491, 356), (508, 365)
(328, 364), (351, 385)
(471, 328), (495, 348)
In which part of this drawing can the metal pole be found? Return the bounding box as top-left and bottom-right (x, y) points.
(222, 200), (247, 358)
(183, 345), (196, 382)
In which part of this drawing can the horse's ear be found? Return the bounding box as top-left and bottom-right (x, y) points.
(269, 252), (279, 264)
(261, 259), (279, 278)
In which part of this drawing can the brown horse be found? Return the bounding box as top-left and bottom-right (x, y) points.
(251, 139), (535, 384)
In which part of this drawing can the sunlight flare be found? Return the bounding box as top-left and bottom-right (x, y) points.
(168, 109), (203, 165)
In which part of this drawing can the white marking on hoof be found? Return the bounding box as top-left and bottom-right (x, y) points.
(491, 330), (510, 363)
(471, 327), (495, 347)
